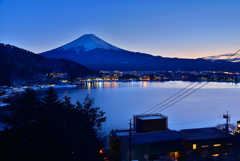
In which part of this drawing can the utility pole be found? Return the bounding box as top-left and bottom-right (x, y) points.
(129, 119), (132, 161)
(223, 111), (230, 155)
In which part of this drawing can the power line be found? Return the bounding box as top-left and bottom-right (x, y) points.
(156, 53), (240, 113)
(149, 82), (202, 114)
(102, 49), (240, 131)
(102, 120), (129, 130)
(103, 51), (240, 131)
(146, 50), (240, 114)
(143, 50), (240, 114)
(142, 83), (196, 114)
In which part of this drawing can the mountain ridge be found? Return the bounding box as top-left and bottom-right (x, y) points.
(40, 34), (240, 71)
(43, 34), (122, 54)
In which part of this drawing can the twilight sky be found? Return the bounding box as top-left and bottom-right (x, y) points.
(0, 0), (240, 58)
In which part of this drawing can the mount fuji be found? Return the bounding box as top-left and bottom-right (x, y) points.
(58, 34), (121, 53)
(40, 34), (237, 71)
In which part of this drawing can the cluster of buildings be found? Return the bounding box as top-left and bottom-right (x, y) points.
(14, 70), (240, 86)
(98, 70), (240, 82)
(108, 113), (240, 161)
(71, 70), (240, 83)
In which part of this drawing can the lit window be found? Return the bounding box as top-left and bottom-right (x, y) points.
(228, 143), (233, 145)
(193, 144), (197, 150)
(201, 145), (209, 148)
(238, 123), (240, 128)
(212, 154), (219, 157)
(214, 144), (221, 147)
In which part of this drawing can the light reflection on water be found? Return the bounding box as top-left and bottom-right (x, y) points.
(75, 81), (240, 90)
(55, 81), (240, 132)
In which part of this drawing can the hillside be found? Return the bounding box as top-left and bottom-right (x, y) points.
(0, 43), (95, 86)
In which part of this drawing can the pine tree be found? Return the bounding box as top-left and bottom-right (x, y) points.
(0, 88), (106, 161)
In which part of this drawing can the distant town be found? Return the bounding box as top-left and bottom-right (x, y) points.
(25, 70), (240, 85)
(2, 70), (240, 89)
(98, 70), (240, 82)
(1, 70), (240, 105)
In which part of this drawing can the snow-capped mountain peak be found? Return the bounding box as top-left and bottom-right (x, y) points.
(58, 34), (121, 53)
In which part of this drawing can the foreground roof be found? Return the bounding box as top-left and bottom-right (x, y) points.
(123, 130), (183, 145)
(179, 127), (229, 141)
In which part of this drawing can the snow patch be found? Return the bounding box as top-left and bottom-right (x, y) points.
(0, 103), (10, 107)
(138, 115), (165, 120)
(22, 85), (78, 90)
(0, 85), (77, 105)
(59, 34), (121, 53)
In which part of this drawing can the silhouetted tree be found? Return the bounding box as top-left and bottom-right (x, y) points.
(0, 88), (106, 161)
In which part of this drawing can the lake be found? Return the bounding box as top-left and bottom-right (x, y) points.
(50, 81), (240, 133)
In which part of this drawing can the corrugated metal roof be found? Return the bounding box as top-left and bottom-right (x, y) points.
(123, 130), (183, 145)
(179, 127), (230, 141)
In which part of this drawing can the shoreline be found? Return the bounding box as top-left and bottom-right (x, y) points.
(0, 80), (239, 107)
(0, 84), (78, 106)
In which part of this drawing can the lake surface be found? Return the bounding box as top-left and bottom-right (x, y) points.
(51, 81), (240, 132)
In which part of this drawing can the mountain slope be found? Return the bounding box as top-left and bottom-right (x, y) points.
(0, 43), (95, 86)
(58, 34), (121, 53)
(203, 53), (240, 62)
(40, 34), (240, 71)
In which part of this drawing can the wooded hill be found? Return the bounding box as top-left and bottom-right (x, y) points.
(0, 43), (95, 86)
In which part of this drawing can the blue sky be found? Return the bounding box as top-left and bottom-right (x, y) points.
(0, 0), (240, 58)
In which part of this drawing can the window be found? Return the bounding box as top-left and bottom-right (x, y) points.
(214, 144), (221, 147)
(212, 154), (219, 157)
(193, 144), (197, 150)
(201, 145), (209, 148)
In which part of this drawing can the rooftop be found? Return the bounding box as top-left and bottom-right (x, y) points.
(179, 127), (230, 141)
(123, 130), (183, 145)
(135, 113), (167, 120)
(137, 115), (165, 120)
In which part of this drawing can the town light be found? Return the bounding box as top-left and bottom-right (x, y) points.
(212, 154), (219, 157)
